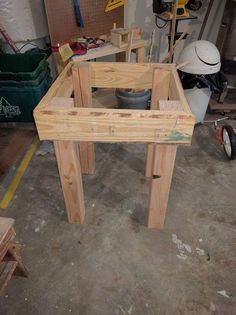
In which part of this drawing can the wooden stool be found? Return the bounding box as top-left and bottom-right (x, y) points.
(0, 217), (28, 296)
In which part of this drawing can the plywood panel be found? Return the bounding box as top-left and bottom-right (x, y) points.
(44, 0), (124, 46)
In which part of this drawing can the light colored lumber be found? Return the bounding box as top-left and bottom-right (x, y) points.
(34, 62), (73, 111)
(169, 65), (193, 114)
(148, 144), (177, 229)
(88, 62), (156, 89)
(72, 64), (95, 174)
(159, 100), (183, 111)
(169, 2), (178, 63)
(33, 61), (195, 229)
(54, 141), (85, 224)
(136, 47), (146, 63)
(127, 30), (134, 63)
(35, 98), (194, 144)
(148, 29), (156, 63)
(147, 98), (179, 229)
(72, 40), (149, 62)
(145, 68), (171, 177)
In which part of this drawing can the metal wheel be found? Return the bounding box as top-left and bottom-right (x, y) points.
(222, 125), (236, 160)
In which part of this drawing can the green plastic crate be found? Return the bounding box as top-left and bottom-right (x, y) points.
(0, 75), (52, 122)
(0, 68), (50, 88)
(0, 53), (48, 81)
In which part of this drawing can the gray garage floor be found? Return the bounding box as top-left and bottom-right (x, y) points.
(0, 122), (236, 315)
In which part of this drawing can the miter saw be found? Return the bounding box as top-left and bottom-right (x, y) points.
(153, 0), (202, 19)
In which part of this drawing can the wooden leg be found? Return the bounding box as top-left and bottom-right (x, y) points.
(145, 143), (155, 177)
(79, 142), (95, 174)
(54, 140), (85, 224)
(148, 144), (177, 229)
(136, 47), (146, 63)
(145, 68), (171, 177)
(72, 64), (95, 175)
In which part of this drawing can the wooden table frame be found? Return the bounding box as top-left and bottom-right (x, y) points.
(34, 61), (195, 229)
(54, 39), (148, 74)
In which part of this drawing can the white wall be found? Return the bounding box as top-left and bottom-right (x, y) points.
(0, 0), (49, 42)
(124, 0), (226, 62)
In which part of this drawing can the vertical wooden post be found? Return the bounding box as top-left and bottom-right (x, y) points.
(136, 46), (146, 63)
(146, 67), (177, 229)
(148, 145), (177, 229)
(72, 64), (95, 174)
(54, 140), (85, 224)
(145, 68), (171, 177)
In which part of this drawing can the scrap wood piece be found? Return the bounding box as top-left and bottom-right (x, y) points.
(162, 26), (189, 63)
(0, 261), (18, 296)
(0, 217), (28, 296)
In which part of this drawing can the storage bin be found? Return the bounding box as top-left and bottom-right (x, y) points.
(0, 54), (48, 81)
(0, 75), (52, 122)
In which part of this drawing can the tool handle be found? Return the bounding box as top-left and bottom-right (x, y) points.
(73, 0), (84, 28)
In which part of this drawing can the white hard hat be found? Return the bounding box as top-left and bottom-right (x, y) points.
(177, 40), (221, 75)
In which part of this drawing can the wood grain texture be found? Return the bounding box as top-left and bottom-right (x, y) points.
(147, 96), (179, 229)
(34, 62), (73, 111)
(72, 64), (95, 174)
(54, 141), (85, 224)
(89, 62), (161, 89)
(72, 40), (149, 62)
(169, 66), (193, 114)
(145, 68), (171, 178)
(148, 144), (177, 229)
(35, 100), (194, 143)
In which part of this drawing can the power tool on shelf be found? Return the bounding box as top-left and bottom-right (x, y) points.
(153, 0), (202, 19)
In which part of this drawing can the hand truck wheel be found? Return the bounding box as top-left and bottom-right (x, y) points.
(222, 125), (236, 160)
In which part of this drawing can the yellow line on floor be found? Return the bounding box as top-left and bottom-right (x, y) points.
(0, 136), (38, 209)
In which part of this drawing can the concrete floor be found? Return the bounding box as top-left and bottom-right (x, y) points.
(0, 123), (236, 315)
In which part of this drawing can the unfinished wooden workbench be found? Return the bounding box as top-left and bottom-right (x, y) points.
(53, 39), (148, 73)
(34, 62), (195, 229)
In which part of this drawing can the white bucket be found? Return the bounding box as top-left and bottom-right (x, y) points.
(184, 87), (212, 123)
